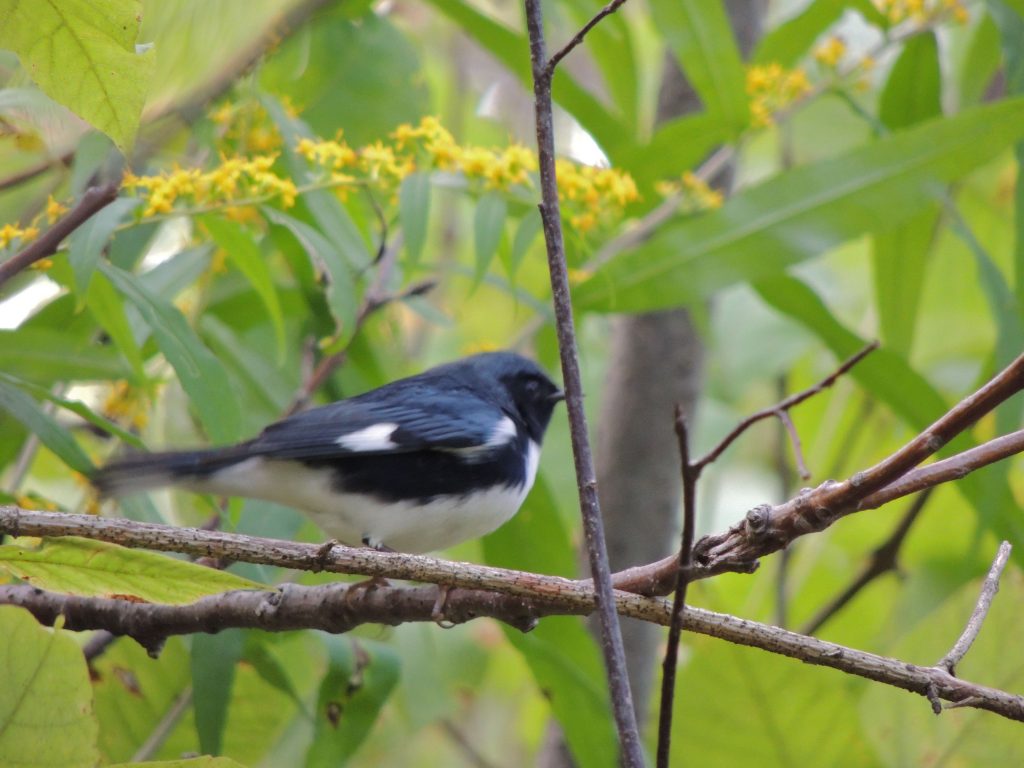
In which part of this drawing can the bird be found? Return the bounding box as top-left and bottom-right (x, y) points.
(92, 351), (564, 553)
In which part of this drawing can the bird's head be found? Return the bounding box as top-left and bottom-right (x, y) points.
(464, 352), (564, 443)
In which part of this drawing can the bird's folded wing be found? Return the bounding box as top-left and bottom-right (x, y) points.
(247, 391), (511, 460)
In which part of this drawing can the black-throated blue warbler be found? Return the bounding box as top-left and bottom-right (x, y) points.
(92, 351), (564, 553)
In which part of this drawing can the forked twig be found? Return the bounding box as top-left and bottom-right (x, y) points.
(693, 342), (878, 473)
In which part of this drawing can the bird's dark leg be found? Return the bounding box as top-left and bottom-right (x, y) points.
(311, 538), (340, 572)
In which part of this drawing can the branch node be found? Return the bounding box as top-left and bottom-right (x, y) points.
(744, 504), (773, 538)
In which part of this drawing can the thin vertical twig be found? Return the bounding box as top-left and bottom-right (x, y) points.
(937, 541), (1013, 674)
(523, 1), (643, 763)
(656, 408), (698, 767)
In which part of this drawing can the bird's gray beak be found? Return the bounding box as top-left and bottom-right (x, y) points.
(548, 389), (566, 404)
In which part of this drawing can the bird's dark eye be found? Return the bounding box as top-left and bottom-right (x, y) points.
(524, 379), (540, 396)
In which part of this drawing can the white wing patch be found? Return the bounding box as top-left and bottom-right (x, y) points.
(335, 422), (399, 452)
(485, 415), (518, 448)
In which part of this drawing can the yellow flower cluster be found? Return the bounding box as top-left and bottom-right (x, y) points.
(556, 159), (639, 232)
(814, 36), (847, 68)
(0, 195), (71, 252)
(0, 222), (38, 249)
(297, 117), (639, 234)
(124, 155), (298, 217)
(873, 0), (968, 24)
(746, 64), (812, 127)
(655, 171), (724, 213)
(102, 380), (149, 430)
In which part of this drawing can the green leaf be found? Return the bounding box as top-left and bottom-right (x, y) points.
(399, 171), (432, 267)
(202, 216), (286, 361)
(192, 630), (246, 757)
(474, 192), (507, 284)
(259, 10), (427, 148)
(577, 96), (1024, 312)
(666, 630), (869, 764)
(0, 0), (155, 152)
(0, 537), (266, 603)
(872, 32), (943, 355)
(68, 197), (140, 298)
(509, 207), (543, 279)
(0, 377), (94, 473)
(987, 3), (1024, 305)
(483, 477), (617, 768)
(427, 0), (629, 153)
(85, 270), (146, 380)
(0, 326), (131, 384)
(958, 13), (1001, 107)
(261, 95), (373, 270)
(879, 32), (942, 130)
(264, 207), (358, 345)
(650, 0), (747, 133)
(305, 637), (400, 767)
(0, 606), (100, 768)
(754, 0), (846, 66)
(871, 208), (940, 355)
(0, 372), (144, 449)
(101, 263), (242, 443)
(623, 112), (730, 190)
(948, 211), (1024, 434)
(561, 0), (638, 131)
(199, 316), (293, 424)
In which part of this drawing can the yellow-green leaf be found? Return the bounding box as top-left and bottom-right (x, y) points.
(0, 605), (100, 768)
(0, 537), (267, 604)
(0, 0), (155, 152)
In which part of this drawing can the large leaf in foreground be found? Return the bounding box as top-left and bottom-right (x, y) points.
(576, 97), (1024, 312)
(0, 606), (99, 768)
(0, 0), (154, 152)
(0, 537), (266, 604)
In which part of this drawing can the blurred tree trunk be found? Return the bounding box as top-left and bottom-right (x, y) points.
(594, 0), (766, 728)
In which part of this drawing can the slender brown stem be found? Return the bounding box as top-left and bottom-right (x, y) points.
(0, 181), (120, 289)
(656, 408), (698, 768)
(543, 0), (630, 79)
(694, 342), (877, 472)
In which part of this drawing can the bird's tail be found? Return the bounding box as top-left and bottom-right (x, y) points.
(91, 444), (254, 498)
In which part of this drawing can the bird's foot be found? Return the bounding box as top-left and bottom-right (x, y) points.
(344, 575), (390, 607)
(431, 584), (456, 628)
(311, 538), (340, 572)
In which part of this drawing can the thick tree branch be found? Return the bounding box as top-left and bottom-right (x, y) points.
(0, 182), (120, 289)
(524, 0), (643, 762)
(4, 556), (1024, 723)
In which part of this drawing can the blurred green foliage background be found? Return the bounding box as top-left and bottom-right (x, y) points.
(2, 0), (1024, 765)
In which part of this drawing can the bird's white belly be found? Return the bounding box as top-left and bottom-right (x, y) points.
(191, 442), (539, 553)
